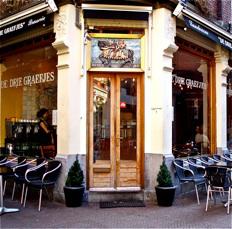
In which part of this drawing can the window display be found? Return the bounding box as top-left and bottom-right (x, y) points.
(172, 47), (210, 157)
(0, 44), (57, 155)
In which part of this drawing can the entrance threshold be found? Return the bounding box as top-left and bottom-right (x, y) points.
(89, 187), (141, 192)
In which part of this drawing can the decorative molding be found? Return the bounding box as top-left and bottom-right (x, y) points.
(163, 42), (179, 57)
(57, 64), (69, 70)
(214, 46), (229, 63)
(163, 66), (174, 72)
(54, 14), (67, 38)
(166, 16), (175, 42)
(52, 40), (69, 55)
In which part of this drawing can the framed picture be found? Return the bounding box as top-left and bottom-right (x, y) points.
(88, 33), (144, 72)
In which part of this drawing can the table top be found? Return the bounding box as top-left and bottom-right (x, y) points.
(0, 166), (13, 175)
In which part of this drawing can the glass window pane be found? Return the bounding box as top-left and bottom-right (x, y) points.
(93, 77), (111, 162)
(120, 78), (137, 160)
(172, 50), (210, 157)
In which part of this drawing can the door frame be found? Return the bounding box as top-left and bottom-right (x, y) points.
(87, 72), (144, 190)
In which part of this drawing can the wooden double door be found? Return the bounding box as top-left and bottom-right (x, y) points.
(88, 72), (143, 190)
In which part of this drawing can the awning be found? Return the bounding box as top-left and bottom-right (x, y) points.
(173, 3), (232, 51)
(0, 0), (57, 28)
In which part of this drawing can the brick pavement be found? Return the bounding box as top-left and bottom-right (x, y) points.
(1, 193), (231, 228)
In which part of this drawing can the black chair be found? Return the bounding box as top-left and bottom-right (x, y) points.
(12, 158), (46, 204)
(1, 156), (27, 195)
(173, 159), (206, 205)
(23, 160), (62, 211)
(0, 155), (7, 163)
(210, 154), (222, 163)
(187, 158), (205, 177)
(205, 166), (232, 214)
(198, 156), (214, 167)
(222, 153), (232, 162)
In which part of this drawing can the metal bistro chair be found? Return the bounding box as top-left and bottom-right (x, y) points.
(173, 159), (206, 205)
(0, 155), (7, 164)
(210, 154), (222, 163)
(221, 153), (232, 163)
(187, 157), (205, 177)
(12, 158), (46, 204)
(0, 156), (27, 195)
(198, 156), (214, 167)
(205, 166), (232, 214)
(23, 160), (62, 211)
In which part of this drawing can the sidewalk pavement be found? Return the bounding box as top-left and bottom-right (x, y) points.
(1, 193), (231, 228)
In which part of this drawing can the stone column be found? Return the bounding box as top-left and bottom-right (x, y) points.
(52, 4), (85, 201)
(144, 8), (178, 201)
(215, 46), (230, 154)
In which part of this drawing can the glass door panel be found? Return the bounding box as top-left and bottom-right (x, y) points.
(120, 78), (137, 161)
(93, 77), (111, 162)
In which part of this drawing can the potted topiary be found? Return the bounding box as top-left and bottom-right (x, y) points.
(155, 160), (176, 206)
(63, 159), (85, 207)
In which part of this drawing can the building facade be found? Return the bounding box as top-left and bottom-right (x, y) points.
(0, 0), (231, 202)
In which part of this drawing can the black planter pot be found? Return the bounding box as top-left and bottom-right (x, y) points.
(64, 186), (85, 207)
(155, 186), (176, 207)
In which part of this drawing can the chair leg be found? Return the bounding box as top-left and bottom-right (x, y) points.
(21, 184), (25, 204)
(39, 189), (43, 211)
(205, 185), (210, 211)
(12, 182), (16, 200)
(3, 180), (6, 196)
(195, 184), (200, 205)
(227, 188), (231, 214)
(23, 186), (28, 207)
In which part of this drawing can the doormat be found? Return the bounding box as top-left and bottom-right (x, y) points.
(99, 200), (145, 208)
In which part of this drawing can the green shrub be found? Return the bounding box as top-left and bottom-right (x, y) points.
(65, 160), (84, 187)
(157, 161), (173, 187)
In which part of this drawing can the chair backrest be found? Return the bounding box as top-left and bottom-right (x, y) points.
(43, 160), (62, 183)
(223, 153), (232, 159)
(18, 156), (27, 165)
(173, 159), (185, 179)
(26, 162), (47, 182)
(205, 166), (231, 188)
(200, 156), (209, 162)
(212, 154), (221, 162)
(187, 159), (199, 175)
(187, 157), (197, 164)
(36, 158), (46, 166)
(0, 155), (7, 164)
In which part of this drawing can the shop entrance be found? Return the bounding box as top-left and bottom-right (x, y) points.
(88, 72), (143, 190)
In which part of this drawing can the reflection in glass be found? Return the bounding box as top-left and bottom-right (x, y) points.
(93, 78), (111, 162)
(120, 78), (137, 160)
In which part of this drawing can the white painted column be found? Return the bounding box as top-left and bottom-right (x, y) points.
(144, 8), (178, 200)
(215, 46), (230, 153)
(53, 4), (83, 156)
(150, 8), (178, 157)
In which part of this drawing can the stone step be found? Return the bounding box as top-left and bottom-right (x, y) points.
(87, 189), (144, 202)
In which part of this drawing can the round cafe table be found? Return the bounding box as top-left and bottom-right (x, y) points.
(0, 166), (19, 215)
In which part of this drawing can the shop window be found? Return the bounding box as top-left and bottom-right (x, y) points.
(227, 70), (232, 151)
(172, 48), (210, 158)
(0, 45), (57, 154)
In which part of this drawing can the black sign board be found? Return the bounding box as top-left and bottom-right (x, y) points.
(184, 16), (232, 51)
(0, 13), (48, 39)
